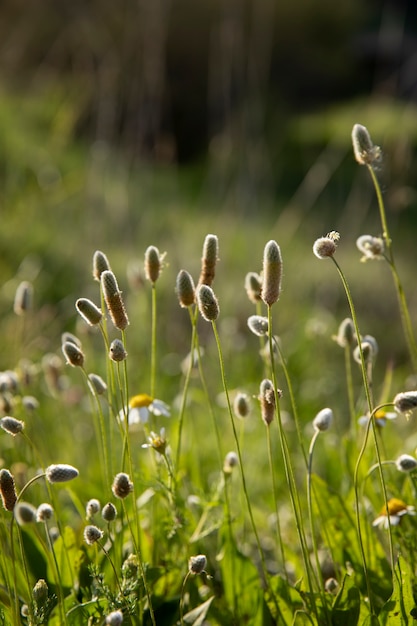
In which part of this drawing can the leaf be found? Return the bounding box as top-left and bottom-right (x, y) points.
(379, 556), (417, 625)
(20, 528), (47, 581)
(183, 596), (215, 625)
(267, 574), (303, 625)
(331, 574), (360, 626)
(47, 525), (83, 589)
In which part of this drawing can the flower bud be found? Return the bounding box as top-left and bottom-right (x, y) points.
(233, 393), (251, 419)
(356, 235), (384, 262)
(394, 391), (417, 416)
(247, 315), (269, 337)
(352, 124), (381, 167)
(198, 234), (219, 287)
(244, 272), (262, 304)
(106, 611), (124, 626)
(0, 416), (24, 436)
(102, 502), (117, 522)
(45, 464), (79, 483)
(62, 341), (85, 367)
(112, 472), (133, 499)
(14, 281), (33, 316)
(395, 454), (417, 473)
(109, 339), (127, 362)
(145, 246), (165, 284)
(176, 270), (196, 308)
(333, 318), (355, 348)
(15, 502), (37, 525)
(84, 524), (103, 545)
(88, 373), (108, 395)
(261, 240), (282, 306)
(197, 285), (219, 322)
(32, 579), (48, 607)
(223, 451), (239, 474)
(259, 379), (276, 426)
(101, 270), (129, 331)
(93, 250), (111, 281)
(189, 554), (207, 574)
(86, 498), (101, 519)
(313, 408), (333, 432)
(76, 298), (103, 326)
(36, 503), (54, 522)
(313, 231), (340, 259)
(0, 469), (17, 511)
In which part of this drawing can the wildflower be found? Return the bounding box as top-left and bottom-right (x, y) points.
(393, 391), (417, 416)
(356, 235), (385, 262)
(247, 315), (269, 337)
(261, 240), (282, 306)
(198, 234), (219, 287)
(62, 341), (85, 367)
(313, 231), (340, 259)
(15, 502), (37, 525)
(14, 281), (33, 315)
(189, 554), (207, 575)
(259, 379), (278, 426)
(112, 472), (133, 499)
(176, 270), (196, 308)
(109, 339), (127, 362)
(123, 394), (171, 425)
(145, 245), (166, 284)
(395, 454), (417, 473)
(88, 373), (107, 395)
(36, 503), (54, 522)
(75, 298), (103, 326)
(223, 451), (239, 475)
(93, 250), (112, 281)
(102, 502), (117, 522)
(197, 285), (219, 321)
(86, 498), (101, 519)
(0, 416), (24, 435)
(101, 270), (129, 331)
(233, 392), (251, 419)
(84, 524), (103, 545)
(351, 124), (381, 167)
(372, 498), (416, 529)
(244, 272), (262, 304)
(106, 611), (124, 626)
(332, 318), (355, 348)
(313, 408), (333, 432)
(358, 408), (397, 428)
(0, 469), (17, 511)
(45, 464), (79, 483)
(142, 428), (167, 455)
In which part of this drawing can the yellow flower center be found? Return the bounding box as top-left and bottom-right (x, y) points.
(380, 498), (408, 516)
(129, 394), (153, 409)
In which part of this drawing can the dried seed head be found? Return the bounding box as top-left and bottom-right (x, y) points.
(223, 451), (239, 474)
(101, 270), (129, 331)
(333, 318), (355, 348)
(15, 502), (37, 525)
(313, 408), (333, 432)
(84, 524), (103, 545)
(351, 124), (382, 167)
(356, 235), (385, 262)
(62, 341), (85, 368)
(86, 498), (101, 519)
(353, 339), (376, 365)
(261, 240), (283, 306)
(0, 416), (24, 436)
(196, 285), (219, 321)
(88, 373), (108, 395)
(189, 554), (207, 575)
(36, 503), (54, 522)
(247, 315), (269, 337)
(145, 245), (165, 284)
(112, 472), (133, 499)
(259, 379), (277, 426)
(394, 391), (417, 416)
(105, 611), (124, 626)
(313, 231), (340, 259)
(76, 298), (103, 326)
(109, 339), (127, 362)
(176, 270), (196, 308)
(93, 250), (112, 281)
(14, 281), (33, 316)
(395, 454), (417, 473)
(32, 579), (48, 607)
(244, 272), (262, 304)
(0, 469), (17, 511)
(233, 392), (251, 419)
(102, 502), (117, 522)
(45, 464), (79, 483)
(198, 234), (219, 287)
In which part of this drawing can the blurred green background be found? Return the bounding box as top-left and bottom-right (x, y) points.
(1, 0), (417, 378)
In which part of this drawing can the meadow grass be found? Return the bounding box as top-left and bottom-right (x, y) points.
(1, 124), (417, 625)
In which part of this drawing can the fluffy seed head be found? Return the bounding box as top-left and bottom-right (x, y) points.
(45, 464), (79, 483)
(86, 498), (101, 519)
(112, 472), (133, 499)
(356, 235), (384, 262)
(261, 240), (282, 306)
(352, 124), (381, 167)
(197, 285), (219, 321)
(101, 270), (129, 331)
(394, 391), (417, 416)
(0, 416), (24, 436)
(233, 392), (251, 419)
(14, 281), (33, 316)
(198, 234), (219, 287)
(15, 502), (37, 525)
(259, 379), (276, 426)
(93, 250), (111, 281)
(109, 339), (127, 362)
(145, 246), (165, 284)
(62, 341), (85, 367)
(223, 451), (239, 474)
(313, 408), (333, 432)
(36, 503), (54, 522)
(247, 315), (269, 337)
(313, 231), (340, 259)
(395, 454), (417, 473)
(244, 272), (263, 304)
(333, 318), (355, 348)
(102, 502), (117, 522)
(84, 524), (103, 545)
(76, 298), (103, 326)
(88, 373), (108, 395)
(0, 469), (17, 511)
(176, 270), (196, 308)
(189, 554), (207, 574)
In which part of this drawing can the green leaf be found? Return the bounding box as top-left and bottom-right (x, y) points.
(267, 574), (303, 624)
(183, 596), (215, 625)
(331, 574), (360, 626)
(47, 526), (83, 589)
(20, 528), (47, 581)
(379, 556), (417, 625)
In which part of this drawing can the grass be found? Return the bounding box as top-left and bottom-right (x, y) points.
(1, 90), (417, 624)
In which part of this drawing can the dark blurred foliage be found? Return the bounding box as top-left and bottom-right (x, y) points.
(0, 0), (416, 164)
